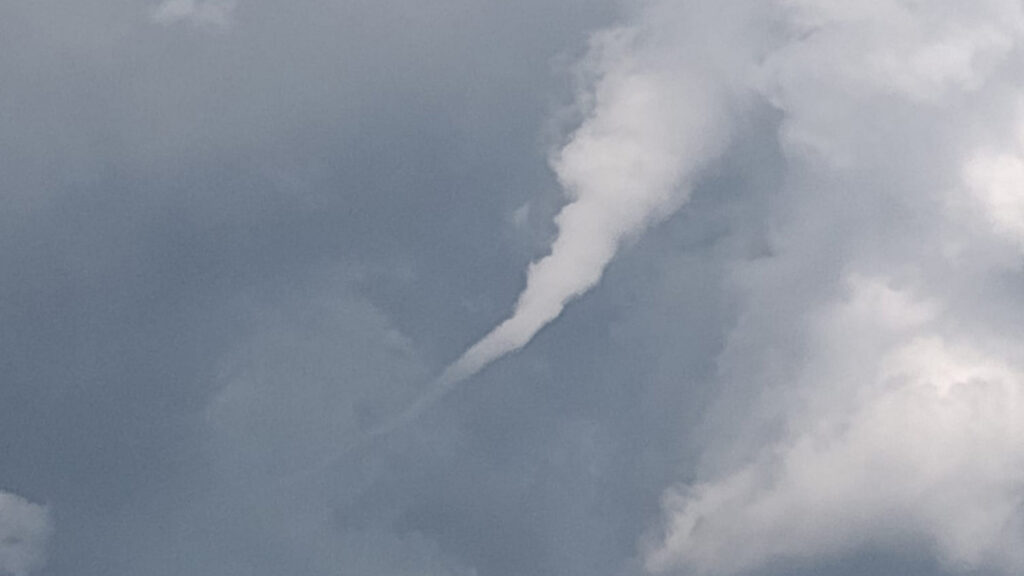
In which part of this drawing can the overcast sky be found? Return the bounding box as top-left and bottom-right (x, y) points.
(3, 1), (1024, 576)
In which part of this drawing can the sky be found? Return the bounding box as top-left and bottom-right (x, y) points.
(2, 1), (1024, 575)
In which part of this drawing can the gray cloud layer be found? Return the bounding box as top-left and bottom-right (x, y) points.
(3, 1), (1024, 576)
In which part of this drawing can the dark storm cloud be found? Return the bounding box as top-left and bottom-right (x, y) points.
(0, 1), (620, 574)
(5, 1), (1024, 576)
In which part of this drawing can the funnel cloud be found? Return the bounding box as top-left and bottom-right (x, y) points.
(443, 17), (746, 387)
(7, 0), (1024, 575)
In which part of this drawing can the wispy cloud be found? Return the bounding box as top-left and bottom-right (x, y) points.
(150, 0), (236, 29)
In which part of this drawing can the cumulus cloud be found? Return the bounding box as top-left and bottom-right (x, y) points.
(0, 492), (51, 576)
(647, 280), (1024, 574)
(963, 109), (1024, 248)
(636, 1), (1024, 574)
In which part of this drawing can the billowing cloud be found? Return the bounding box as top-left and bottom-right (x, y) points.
(647, 279), (1024, 574)
(0, 491), (51, 576)
(640, 1), (1024, 574)
(963, 109), (1024, 248)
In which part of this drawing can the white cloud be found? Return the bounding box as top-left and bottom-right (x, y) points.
(647, 324), (1024, 574)
(630, 1), (1024, 574)
(963, 113), (1024, 248)
(0, 491), (52, 576)
(151, 0), (236, 29)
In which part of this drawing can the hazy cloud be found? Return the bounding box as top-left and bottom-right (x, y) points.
(0, 492), (51, 576)
(151, 0), (236, 28)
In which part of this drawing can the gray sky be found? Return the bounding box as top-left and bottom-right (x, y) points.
(2, 2), (1024, 576)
